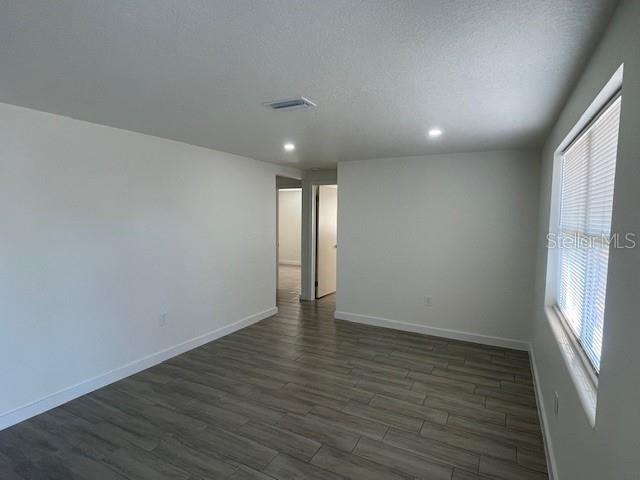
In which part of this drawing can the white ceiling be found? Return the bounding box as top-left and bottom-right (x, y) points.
(0, 1), (617, 169)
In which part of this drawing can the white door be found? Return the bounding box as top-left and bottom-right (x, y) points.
(316, 185), (337, 297)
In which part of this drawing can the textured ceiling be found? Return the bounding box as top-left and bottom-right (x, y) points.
(0, 0), (617, 168)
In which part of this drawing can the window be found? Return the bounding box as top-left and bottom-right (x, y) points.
(556, 94), (621, 373)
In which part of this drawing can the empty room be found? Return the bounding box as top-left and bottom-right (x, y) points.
(1, 1), (638, 479)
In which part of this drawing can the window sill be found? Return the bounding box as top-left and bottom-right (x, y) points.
(545, 306), (597, 428)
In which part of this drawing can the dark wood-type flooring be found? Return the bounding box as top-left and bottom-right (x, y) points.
(0, 265), (548, 479)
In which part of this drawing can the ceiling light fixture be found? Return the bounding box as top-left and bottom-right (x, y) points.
(428, 128), (443, 138)
(284, 142), (296, 152)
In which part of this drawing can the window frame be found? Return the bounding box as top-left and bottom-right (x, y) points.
(545, 64), (623, 428)
(559, 90), (621, 156)
(554, 305), (599, 386)
(554, 90), (621, 383)
(552, 91), (622, 378)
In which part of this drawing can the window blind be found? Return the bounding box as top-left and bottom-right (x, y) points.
(557, 95), (621, 373)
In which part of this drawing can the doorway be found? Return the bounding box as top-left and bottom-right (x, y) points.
(315, 184), (338, 298)
(276, 176), (302, 303)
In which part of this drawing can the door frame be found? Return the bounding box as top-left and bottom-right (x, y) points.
(275, 184), (280, 300)
(315, 184), (338, 298)
(314, 185), (319, 298)
(303, 181), (338, 300)
(275, 176), (303, 303)
(300, 170), (338, 301)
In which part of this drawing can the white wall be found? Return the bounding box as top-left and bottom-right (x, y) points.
(278, 190), (302, 266)
(336, 150), (540, 347)
(0, 102), (300, 428)
(530, 1), (640, 478)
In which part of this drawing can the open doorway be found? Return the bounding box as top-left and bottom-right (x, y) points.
(276, 176), (302, 304)
(315, 184), (337, 298)
(277, 172), (338, 305)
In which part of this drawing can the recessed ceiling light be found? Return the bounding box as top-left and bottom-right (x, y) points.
(283, 142), (295, 152)
(428, 128), (443, 138)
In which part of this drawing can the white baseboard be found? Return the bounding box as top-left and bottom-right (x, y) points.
(278, 260), (301, 266)
(529, 344), (559, 480)
(0, 307), (277, 431)
(334, 311), (529, 351)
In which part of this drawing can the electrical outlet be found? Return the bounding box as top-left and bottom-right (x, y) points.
(159, 313), (167, 327)
(424, 296), (433, 307)
(554, 391), (559, 416)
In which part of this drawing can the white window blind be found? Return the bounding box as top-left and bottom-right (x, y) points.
(557, 94), (621, 373)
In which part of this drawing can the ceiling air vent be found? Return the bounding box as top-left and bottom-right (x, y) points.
(264, 97), (316, 111)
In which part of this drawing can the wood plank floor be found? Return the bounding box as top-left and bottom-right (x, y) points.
(0, 265), (548, 479)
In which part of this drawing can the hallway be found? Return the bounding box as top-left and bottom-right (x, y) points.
(277, 264), (301, 305)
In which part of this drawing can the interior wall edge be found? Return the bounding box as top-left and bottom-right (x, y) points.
(0, 306), (277, 432)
